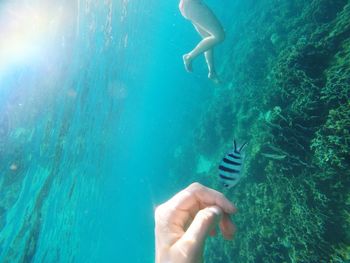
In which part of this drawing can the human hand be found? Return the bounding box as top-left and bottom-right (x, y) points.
(155, 183), (237, 263)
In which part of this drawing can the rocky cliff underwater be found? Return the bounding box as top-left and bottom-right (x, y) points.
(171, 0), (350, 262)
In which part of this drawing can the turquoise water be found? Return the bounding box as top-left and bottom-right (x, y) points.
(0, 0), (225, 262)
(1, 0), (350, 262)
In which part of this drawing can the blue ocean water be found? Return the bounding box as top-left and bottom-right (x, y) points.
(0, 0), (233, 262)
(3, 0), (350, 262)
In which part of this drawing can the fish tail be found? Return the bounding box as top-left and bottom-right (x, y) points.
(239, 142), (248, 152)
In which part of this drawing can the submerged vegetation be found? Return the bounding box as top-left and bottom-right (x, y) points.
(172, 0), (350, 262)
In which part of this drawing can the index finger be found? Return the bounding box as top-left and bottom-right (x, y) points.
(165, 183), (236, 215)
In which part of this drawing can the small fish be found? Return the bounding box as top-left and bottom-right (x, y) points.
(219, 140), (247, 189)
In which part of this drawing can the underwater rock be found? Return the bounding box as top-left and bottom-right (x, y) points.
(10, 164), (18, 171)
(312, 103), (350, 171)
(297, 36), (308, 46)
(264, 106), (282, 123)
(311, 0), (348, 24)
(270, 33), (282, 47)
(295, 44), (331, 79)
(174, 0), (350, 262)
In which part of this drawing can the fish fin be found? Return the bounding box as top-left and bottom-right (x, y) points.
(239, 142), (248, 152)
(233, 139), (237, 152)
(228, 182), (237, 189)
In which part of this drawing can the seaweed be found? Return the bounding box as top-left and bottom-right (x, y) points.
(171, 0), (350, 261)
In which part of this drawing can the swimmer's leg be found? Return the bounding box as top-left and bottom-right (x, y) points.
(205, 49), (219, 82)
(192, 24), (218, 80)
(183, 54), (193, 72)
(185, 3), (225, 61)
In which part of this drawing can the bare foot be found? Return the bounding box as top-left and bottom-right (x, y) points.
(208, 71), (221, 84)
(183, 54), (193, 72)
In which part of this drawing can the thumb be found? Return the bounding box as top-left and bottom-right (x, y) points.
(179, 206), (223, 248)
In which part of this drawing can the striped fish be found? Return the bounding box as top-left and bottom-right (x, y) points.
(219, 140), (247, 189)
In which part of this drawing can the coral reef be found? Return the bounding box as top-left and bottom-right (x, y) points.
(171, 0), (350, 262)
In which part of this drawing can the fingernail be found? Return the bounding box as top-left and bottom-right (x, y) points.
(209, 206), (223, 216)
(228, 204), (236, 213)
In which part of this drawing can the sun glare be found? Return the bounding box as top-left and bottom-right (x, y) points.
(0, 2), (68, 71)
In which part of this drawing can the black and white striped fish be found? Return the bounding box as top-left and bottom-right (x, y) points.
(219, 140), (247, 189)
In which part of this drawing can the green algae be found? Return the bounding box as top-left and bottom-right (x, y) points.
(312, 102), (350, 171)
(170, 0), (350, 262)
